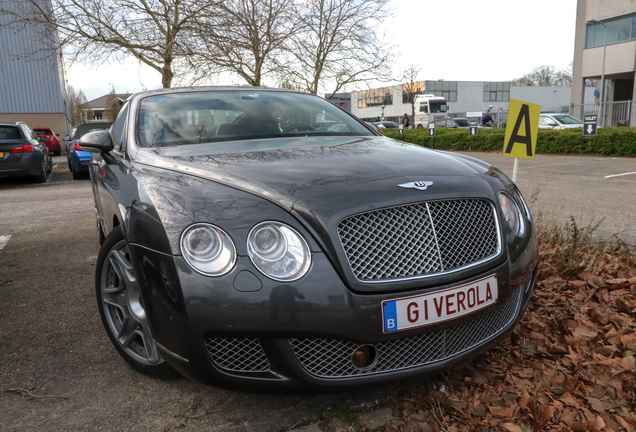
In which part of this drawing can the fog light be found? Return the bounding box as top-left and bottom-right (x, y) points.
(351, 345), (378, 370)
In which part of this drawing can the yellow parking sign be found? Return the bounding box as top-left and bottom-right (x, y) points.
(503, 99), (541, 160)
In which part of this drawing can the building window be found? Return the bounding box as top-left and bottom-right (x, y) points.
(402, 81), (426, 103)
(426, 81), (457, 102)
(357, 87), (393, 108)
(483, 82), (510, 102)
(585, 13), (636, 48)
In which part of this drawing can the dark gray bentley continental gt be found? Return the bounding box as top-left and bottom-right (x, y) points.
(81, 87), (538, 389)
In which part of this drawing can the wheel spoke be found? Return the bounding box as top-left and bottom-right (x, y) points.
(108, 249), (136, 289)
(118, 314), (140, 346)
(103, 294), (127, 313)
(139, 321), (162, 364)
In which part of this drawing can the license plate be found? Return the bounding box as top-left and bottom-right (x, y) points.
(382, 274), (498, 333)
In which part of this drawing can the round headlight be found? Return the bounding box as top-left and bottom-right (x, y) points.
(180, 223), (236, 276)
(498, 192), (524, 236)
(247, 222), (311, 281)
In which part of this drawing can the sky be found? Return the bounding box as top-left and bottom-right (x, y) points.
(66, 0), (578, 101)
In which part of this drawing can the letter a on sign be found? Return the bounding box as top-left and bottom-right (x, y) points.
(503, 99), (541, 160)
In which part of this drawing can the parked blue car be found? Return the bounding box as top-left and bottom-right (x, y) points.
(65, 122), (112, 180)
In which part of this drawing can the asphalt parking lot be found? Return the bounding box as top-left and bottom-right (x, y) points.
(0, 164), (404, 432)
(0, 152), (634, 431)
(461, 152), (636, 243)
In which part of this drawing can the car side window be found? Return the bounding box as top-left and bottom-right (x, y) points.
(112, 102), (129, 152)
(21, 125), (36, 140)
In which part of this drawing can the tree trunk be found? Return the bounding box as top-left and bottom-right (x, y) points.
(161, 59), (173, 88)
(411, 103), (415, 129)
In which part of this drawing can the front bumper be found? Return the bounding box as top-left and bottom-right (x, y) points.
(129, 242), (538, 389)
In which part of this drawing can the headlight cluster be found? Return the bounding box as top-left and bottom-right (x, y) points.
(247, 222), (311, 281)
(180, 221), (312, 281)
(180, 224), (237, 276)
(498, 192), (525, 236)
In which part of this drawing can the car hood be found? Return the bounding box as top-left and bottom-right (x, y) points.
(133, 136), (490, 211)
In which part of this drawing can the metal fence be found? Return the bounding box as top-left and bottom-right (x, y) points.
(570, 101), (636, 127)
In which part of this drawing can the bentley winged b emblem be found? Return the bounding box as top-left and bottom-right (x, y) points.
(398, 181), (434, 191)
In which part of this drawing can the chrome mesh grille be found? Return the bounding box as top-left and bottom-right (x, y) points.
(205, 337), (270, 373)
(289, 286), (522, 378)
(338, 199), (499, 281)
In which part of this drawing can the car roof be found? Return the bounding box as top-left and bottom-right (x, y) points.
(127, 85), (309, 101)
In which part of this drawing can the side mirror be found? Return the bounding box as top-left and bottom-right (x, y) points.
(56, 133), (60, 137)
(79, 130), (113, 153)
(63, 135), (71, 141)
(548, 122), (558, 127)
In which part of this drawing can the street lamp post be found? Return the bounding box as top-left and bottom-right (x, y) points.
(381, 105), (386, 121)
(588, 19), (607, 127)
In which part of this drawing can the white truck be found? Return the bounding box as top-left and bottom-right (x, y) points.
(413, 94), (448, 128)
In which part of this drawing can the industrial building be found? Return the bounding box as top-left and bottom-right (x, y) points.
(0, 0), (71, 136)
(346, 81), (594, 125)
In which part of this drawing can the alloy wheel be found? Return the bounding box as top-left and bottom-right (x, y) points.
(99, 240), (164, 366)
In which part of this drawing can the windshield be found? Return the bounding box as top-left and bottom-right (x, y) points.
(552, 115), (582, 125)
(138, 91), (372, 147)
(454, 119), (470, 127)
(430, 102), (447, 113)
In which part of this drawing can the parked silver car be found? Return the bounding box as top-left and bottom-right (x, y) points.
(538, 114), (583, 130)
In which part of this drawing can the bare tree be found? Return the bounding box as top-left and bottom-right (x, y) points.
(511, 64), (572, 87)
(282, 0), (394, 98)
(67, 85), (91, 126)
(191, 0), (299, 86)
(401, 63), (423, 125)
(3, 0), (215, 88)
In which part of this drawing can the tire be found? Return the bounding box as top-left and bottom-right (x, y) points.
(72, 170), (83, 180)
(32, 158), (47, 183)
(95, 225), (172, 376)
(46, 156), (52, 174)
(54, 149), (61, 156)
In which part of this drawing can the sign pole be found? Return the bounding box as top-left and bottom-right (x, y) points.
(512, 158), (519, 183)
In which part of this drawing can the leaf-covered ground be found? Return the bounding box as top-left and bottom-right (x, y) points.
(385, 243), (636, 432)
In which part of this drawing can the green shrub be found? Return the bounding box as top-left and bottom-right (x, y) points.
(382, 126), (636, 157)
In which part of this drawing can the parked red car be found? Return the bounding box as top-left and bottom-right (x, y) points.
(33, 128), (61, 156)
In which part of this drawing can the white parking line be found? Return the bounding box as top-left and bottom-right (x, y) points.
(0, 235), (11, 251)
(604, 171), (636, 179)
(523, 158), (607, 170)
